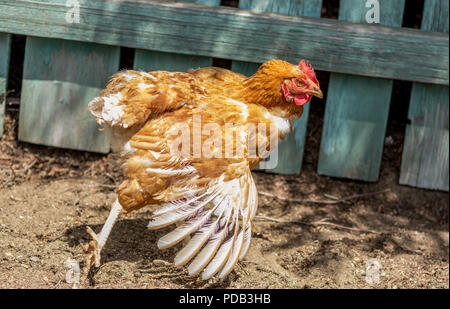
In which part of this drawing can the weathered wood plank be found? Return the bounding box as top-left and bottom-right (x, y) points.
(19, 37), (120, 153)
(134, 50), (213, 72)
(133, 0), (218, 72)
(318, 0), (405, 182)
(182, 0), (220, 5)
(0, 0), (447, 85)
(400, 0), (449, 191)
(0, 33), (11, 137)
(400, 84), (449, 190)
(232, 0), (322, 175)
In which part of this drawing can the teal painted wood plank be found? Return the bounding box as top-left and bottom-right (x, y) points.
(0, 33), (11, 138)
(400, 84), (449, 190)
(182, 0), (220, 5)
(400, 0), (449, 191)
(19, 37), (120, 153)
(133, 0), (218, 72)
(232, 0), (322, 175)
(317, 0), (405, 182)
(0, 0), (447, 85)
(421, 0), (449, 33)
(134, 50), (213, 72)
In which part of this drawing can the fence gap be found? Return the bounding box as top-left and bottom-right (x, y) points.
(402, 0), (425, 29)
(389, 80), (412, 128)
(119, 47), (135, 71)
(321, 0), (339, 19)
(6, 35), (25, 101)
(378, 80), (412, 174)
(220, 0), (238, 7)
(212, 58), (232, 69)
(303, 71), (331, 171)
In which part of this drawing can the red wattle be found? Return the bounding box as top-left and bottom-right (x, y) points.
(294, 94), (311, 106)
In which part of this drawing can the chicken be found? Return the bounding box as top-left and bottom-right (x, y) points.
(85, 59), (322, 280)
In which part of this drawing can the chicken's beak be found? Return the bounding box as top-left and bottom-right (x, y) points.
(309, 86), (323, 99)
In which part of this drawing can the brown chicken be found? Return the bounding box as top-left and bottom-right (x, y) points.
(85, 59), (322, 280)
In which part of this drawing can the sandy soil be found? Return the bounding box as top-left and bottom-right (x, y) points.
(0, 108), (448, 289)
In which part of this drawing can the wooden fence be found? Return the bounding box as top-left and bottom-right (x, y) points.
(0, 0), (448, 191)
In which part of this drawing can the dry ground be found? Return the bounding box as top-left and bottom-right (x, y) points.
(0, 107), (448, 289)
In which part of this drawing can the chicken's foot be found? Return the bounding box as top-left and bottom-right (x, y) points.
(83, 198), (123, 271)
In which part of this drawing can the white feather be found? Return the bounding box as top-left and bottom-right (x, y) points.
(146, 165), (197, 177)
(157, 195), (226, 250)
(138, 82), (154, 90)
(148, 190), (220, 229)
(187, 206), (232, 276)
(122, 141), (135, 155)
(223, 97), (249, 120)
(174, 220), (219, 267)
(140, 72), (157, 80)
(152, 191), (209, 216)
(201, 208), (239, 279)
(174, 195), (228, 267)
(101, 93), (124, 126)
(265, 112), (292, 136)
(121, 71), (139, 81)
(218, 227), (244, 278)
(239, 223), (252, 260)
(202, 236), (234, 280)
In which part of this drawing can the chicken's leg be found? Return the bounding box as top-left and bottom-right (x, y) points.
(84, 198), (123, 270)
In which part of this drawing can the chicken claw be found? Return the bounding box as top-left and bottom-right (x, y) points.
(84, 226), (102, 269)
(82, 199), (123, 274)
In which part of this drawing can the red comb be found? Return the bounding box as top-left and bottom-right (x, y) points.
(299, 60), (318, 85)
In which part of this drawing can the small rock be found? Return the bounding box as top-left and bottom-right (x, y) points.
(4, 252), (14, 261)
(153, 259), (170, 267)
(30, 256), (40, 263)
(385, 136), (394, 145)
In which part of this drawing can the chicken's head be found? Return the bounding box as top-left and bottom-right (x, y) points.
(243, 59), (323, 118)
(281, 60), (323, 106)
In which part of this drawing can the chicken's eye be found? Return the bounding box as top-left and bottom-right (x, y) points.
(296, 79), (304, 87)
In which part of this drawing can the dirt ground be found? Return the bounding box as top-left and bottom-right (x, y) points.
(0, 102), (448, 289)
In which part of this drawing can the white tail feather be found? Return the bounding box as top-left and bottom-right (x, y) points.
(202, 236), (234, 280)
(201, 209), (239, 280)
(157, 195), (225, 249)
(239, 223), (252, 260)
(173, 195), (228, 267)
(148, 190), (220, 230)
(218, 227), (244, 278)
(153, 191), (208, 216)
(187, 207), (232, 276)
(145, 173), (258, 280)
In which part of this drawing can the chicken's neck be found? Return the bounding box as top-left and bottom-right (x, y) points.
(240, 71), (303, 121)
